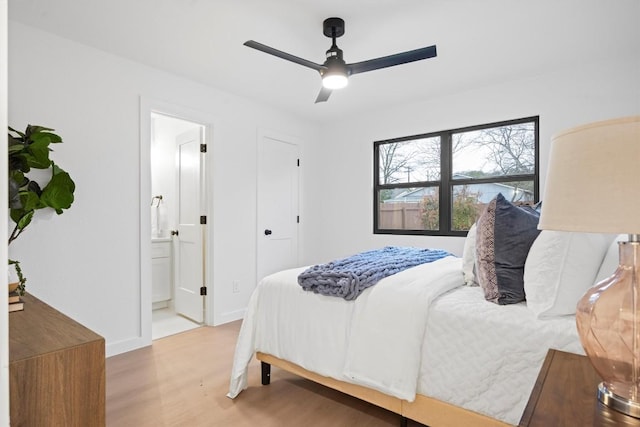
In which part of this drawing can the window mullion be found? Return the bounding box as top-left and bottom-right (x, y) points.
(439, 132), (451, 234)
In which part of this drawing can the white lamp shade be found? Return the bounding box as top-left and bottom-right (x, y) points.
(539, 116), (640, 234)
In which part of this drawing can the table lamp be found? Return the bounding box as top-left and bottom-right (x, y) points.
(538, 115), (640, 417)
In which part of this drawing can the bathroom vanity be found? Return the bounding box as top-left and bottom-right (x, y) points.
(152, 238), (172, 304)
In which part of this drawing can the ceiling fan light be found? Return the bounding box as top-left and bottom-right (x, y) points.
(322, 73), (348, 89)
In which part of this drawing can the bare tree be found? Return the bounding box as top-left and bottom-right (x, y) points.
(379, 137), (440, 185)
(480, 124), (534, 175)
(454, 123), (535, 176)
(379, 143), (410, 184)
(415, 138), (441, 181)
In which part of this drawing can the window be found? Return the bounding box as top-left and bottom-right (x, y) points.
(374, 117), (539, 236)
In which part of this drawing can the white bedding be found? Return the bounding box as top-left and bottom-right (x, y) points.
(343, 256), (464, 399)
(227, 257), (583, 425)
(228, 256), (463, 400)
(419, 285), (583, 424)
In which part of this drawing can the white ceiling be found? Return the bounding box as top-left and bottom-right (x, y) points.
(8, 0), (640, 124)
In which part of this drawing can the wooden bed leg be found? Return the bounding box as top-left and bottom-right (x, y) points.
(261, 361), (271, 385)
(400, 416), (408, 427)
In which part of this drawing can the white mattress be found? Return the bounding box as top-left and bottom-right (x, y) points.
(229, 261), (584, 425)
(419, 285), (583, 425)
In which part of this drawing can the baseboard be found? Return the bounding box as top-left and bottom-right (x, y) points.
(106, 335), (150, 357)
(152, 301), (169, 310)
(214, 308), (246, 326)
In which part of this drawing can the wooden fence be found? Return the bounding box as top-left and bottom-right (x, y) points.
(378, 203), (425, 230)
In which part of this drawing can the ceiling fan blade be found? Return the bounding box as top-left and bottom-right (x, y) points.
(244, 40), (326, 72)
(348, 45), (437, 75)
(314, 87), (332, 103)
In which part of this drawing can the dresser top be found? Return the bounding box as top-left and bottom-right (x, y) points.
(9, 293), (104, 362)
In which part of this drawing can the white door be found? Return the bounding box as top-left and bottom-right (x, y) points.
(257, 134), (299, 283)
(174, 128), (205, 323)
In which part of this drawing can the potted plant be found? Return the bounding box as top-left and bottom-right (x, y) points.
(7, 125), (76, 295)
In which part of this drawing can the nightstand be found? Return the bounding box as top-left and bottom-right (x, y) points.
(520, 349), (640, 427)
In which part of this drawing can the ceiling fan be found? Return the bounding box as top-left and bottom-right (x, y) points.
(244, 17), (437, 103)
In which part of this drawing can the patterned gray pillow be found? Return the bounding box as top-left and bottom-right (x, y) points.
(475, 193), (541, 304)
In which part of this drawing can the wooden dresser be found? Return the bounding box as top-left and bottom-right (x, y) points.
(9, 293), (105, 426)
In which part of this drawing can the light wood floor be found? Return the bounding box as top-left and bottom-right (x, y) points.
(106, 320), (427, 427)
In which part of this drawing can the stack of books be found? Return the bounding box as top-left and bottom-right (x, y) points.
(9, 292), (24, 312)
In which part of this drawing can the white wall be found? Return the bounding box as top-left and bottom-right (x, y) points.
(8, 21), (319, 356)
(301, 57), (640, 265)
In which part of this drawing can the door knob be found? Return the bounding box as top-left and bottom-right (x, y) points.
(264, 229), (272, 236)
(171, 230), (179, 236)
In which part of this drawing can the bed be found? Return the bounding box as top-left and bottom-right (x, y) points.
(228, 196), (619, 426)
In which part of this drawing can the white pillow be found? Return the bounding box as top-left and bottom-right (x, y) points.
(461, 223), (477, 286)
(594, 234), (627, 284)
(524, 231), (615, 318)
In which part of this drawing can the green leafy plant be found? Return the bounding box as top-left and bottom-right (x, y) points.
(421, 193), (440, 230)
(7, 125), (76, 294)
(421, 186), (483, 232)
(8, 259), (26, 295)
(451, 186), (483, 231)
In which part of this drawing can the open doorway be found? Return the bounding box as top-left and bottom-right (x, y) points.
(150, 112), (206, 340)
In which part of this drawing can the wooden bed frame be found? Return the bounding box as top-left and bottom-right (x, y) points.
(257, 352), (512, 427)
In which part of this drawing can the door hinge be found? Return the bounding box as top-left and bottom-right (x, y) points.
(200, 144), (207, 153)
(200, 286), (207, 296)
(297, 158), (300, 167)
(297, 215), (300, 223)
(200, 215), (207, 225)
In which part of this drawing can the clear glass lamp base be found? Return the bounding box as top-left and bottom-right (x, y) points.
(598, 382), (640, 418)
(576, 239), (640, 419)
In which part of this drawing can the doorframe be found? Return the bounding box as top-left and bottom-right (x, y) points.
(139, 96), (213, 348)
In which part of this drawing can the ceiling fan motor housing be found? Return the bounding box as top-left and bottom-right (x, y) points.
(325, 45), (345, 64)
(322, 48), (348, 74)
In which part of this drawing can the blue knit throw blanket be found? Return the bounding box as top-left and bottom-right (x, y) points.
(298, 246), (452, 300)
